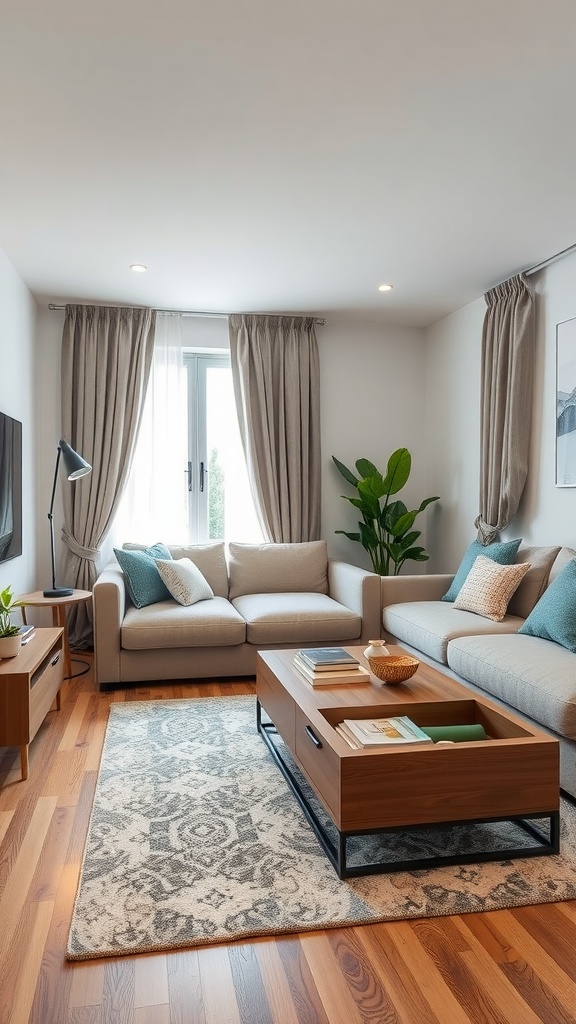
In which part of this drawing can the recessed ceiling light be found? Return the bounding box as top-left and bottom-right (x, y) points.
(130, 264), (147, 273)
(378, 283), (393, 292)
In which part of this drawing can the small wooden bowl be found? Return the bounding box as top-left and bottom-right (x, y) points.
(368, 654), (420, 685)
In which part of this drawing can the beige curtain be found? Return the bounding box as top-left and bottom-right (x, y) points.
(229, 314), (321, 543)
(61, 305), (156, 646)
(475, 274), (535, 544)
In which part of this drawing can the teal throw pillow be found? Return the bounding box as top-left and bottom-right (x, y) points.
(442, 538), (522, 602)
(114, 543), (173, 608)
(518, 558), (576, 652)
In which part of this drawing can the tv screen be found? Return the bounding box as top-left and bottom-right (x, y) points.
(0, 411), (22, 563)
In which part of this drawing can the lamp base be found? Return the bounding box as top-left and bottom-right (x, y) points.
(43, 587), (74, 598)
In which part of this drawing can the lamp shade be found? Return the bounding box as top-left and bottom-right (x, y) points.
(60, 439), (92, 480)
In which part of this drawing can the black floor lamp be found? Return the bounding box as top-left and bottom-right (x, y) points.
(44, 439), (92, 598)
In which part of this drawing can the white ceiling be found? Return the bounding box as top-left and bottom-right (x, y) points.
(2, 0), (576, 327)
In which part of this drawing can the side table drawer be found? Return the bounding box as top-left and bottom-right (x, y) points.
(29, 639), (64, 741)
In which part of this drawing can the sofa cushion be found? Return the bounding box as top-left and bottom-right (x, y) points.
(114, 542), (173, 608)
(442, 538), (522, 602)
(232, 592), (360, 645)
(447, 633), (576, 740)
(121, 597), (246, 649)
(453, 556), (530, 621)
(155, 557), (214, 606)
(506, 545), (561, 618)
(383, 601), (524, 664)
(228, 541), (328, 600)
(166, 542), (229, 598)
(518, 558), (576, 652)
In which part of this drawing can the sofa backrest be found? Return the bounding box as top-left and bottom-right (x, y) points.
(227, 540), (329, 599)
(506, 545), (561, 618)
(547, 546), (576, 585)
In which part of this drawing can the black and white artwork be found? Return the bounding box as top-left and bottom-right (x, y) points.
(556, 317), (576, 486)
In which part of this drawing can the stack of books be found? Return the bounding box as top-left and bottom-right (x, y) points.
(293, 647), (371, 686)
(18, 624), (35, 646)
(336, 715), (434, 748)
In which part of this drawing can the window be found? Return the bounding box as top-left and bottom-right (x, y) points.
(184, 354), (262, 543)
(114, 319), (263, 546)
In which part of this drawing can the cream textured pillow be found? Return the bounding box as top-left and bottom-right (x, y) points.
(453, 555), (531, 621)
(155, 558), (214, 606)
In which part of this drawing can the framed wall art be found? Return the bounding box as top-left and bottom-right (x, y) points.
(556, 316), (576, 486)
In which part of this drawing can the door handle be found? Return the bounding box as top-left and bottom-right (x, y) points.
(199, 461), (206, 492)
(185, 461), (192, 491)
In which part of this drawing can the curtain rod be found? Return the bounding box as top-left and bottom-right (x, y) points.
(524, 240), (576, 276)
(47, 303), (326, 325)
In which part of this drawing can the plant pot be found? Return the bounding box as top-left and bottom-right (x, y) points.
(0, 634), (21, 659)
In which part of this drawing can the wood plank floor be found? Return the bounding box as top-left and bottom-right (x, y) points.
(1, 658), (576, 1024)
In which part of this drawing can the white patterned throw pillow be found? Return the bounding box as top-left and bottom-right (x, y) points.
(453, 555), (531, 622)
(155, 557), (214, 606)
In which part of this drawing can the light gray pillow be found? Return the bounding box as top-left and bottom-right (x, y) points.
(228, 541), (328, 600)
(155, 557), (214, 606)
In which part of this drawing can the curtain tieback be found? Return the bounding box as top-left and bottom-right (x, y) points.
(62, 528), (99, 562)
(474, 515), (500, 546)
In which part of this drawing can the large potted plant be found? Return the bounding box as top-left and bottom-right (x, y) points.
(332, 448), (440, 576)
(0, 586), (23, 658)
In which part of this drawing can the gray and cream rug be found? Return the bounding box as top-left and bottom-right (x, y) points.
(67, 696), (576, 960)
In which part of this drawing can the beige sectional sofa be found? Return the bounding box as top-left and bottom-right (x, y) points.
(381, 544), (576, 799)
(93, 540), (381, 689)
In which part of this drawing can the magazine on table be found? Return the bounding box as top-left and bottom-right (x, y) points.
(340, 715), (433, 746)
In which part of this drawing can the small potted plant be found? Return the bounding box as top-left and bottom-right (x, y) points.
(0, 586), (23, 658)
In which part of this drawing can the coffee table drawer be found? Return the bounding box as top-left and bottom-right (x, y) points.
(294, 708), (341, 825)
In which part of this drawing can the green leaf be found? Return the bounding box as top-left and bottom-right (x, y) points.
(382, 448), (411, 495)
(358, 473), (387, 502)
(417, 495), (441, 512)
(332, 456), (359, 488)
(355, 458), (379, 478)
(388, 510), (417, 538)
(358, 522), (380, 550)
(402, 547), (430, 561)
(382, 500), (407, 531)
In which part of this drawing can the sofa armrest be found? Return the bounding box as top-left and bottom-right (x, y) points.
(381, 573), (455, 608)
(93, 562), (126, 685)
(328, 559), (382, 642)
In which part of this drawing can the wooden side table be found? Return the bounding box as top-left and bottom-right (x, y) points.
(0, 627), (64, 780)
(17, 590), (92, 680)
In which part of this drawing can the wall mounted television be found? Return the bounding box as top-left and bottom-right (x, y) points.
(0, 410), (23, 563)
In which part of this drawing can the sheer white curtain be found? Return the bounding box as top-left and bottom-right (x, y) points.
(114, 314), (189, 546)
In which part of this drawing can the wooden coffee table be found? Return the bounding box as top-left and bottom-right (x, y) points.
(256, 645), (560, 878)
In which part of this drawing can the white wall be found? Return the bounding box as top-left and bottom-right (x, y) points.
(319, 320), (428, 569)
(424, 297), (484, 571)
(0, 246), (38, 597)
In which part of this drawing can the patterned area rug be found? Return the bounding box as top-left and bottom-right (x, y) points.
(67, 696), (576, 960)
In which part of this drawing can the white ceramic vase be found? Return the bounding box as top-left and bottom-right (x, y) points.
(363, 639), (390, 660)
(0, 634), (21, 659)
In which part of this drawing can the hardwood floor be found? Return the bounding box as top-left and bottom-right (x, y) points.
(1, 659), (576, 1024)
